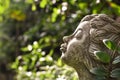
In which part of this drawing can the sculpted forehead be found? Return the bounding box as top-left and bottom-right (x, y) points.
(73, 21), (90, 34)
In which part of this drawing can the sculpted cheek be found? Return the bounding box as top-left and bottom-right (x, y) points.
(61, 37), (86, 66)
(67, 42), (83, 58)
(67, 38), (79, 50)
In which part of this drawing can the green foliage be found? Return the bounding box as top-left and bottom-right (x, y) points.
(39, 0), (48, 8)
(90, 39), (120, 80)
(0, 0), (120, 79)
(11, 41), (78, 80)
(0, 0), (10, 15)
(94, 51), (111, 63)
(110, 68), (120, 78)
(103, 39), (117, 51)
(112, 56), (120, 64)
(90, 67), (107, 76)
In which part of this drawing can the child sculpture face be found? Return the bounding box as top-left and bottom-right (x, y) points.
(60, 14), (120, 80)
(60, 21), (91, 67)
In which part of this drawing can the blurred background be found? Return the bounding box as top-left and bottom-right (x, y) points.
(0, 0), (120, 80)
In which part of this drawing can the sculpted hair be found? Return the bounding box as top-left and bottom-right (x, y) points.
(81, 14), (120, 68)
(89, 14), (120, 51)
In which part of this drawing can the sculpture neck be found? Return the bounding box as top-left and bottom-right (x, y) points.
(74, 63), (94, 80)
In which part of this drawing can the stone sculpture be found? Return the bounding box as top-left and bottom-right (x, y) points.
(60, 14), (120, 80)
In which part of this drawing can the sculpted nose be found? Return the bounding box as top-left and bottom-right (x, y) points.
(63, 36), (71, 43)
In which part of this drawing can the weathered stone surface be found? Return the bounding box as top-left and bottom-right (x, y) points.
(60, 14), (120, 80)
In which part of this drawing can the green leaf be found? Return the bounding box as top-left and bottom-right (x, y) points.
(39, 0), (47, 8)
(33, 41), (39, 49)
(103, 39), (117, 51)
(90, 67), (107, 76)
(32, 4), (36, 11)
(94, 51), (111, 63)
(94, 76), (106, 80)
(78, 2), (87, 10)
(25, 0), (33, 4)
(117, 47), (120, 54)
(45, 55), (53, 62)
(0, 0), (10, 14)
(57, 59), (63, 67)
(111, 68), (120, 78)
(69, 0), (75, 5)
(112, 56), (120, 64)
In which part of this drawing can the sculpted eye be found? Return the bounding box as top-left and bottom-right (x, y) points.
(74, 29), (83, 39)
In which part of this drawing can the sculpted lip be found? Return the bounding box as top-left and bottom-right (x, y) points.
(60, 43), (67, 53)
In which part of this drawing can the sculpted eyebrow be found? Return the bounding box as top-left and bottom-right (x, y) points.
(76, 28), (82, 33)
(73, 28), (82, 36)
